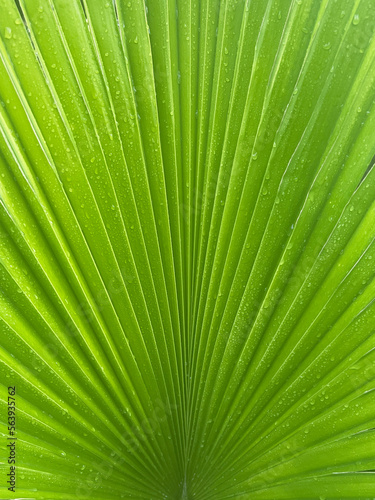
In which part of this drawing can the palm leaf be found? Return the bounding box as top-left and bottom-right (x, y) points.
(0, 0), (374, 498)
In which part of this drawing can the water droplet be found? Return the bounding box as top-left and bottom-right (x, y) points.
(323, 42), (331, 50)
(353, 14), (360, 25)
(4, 27), (12, 39)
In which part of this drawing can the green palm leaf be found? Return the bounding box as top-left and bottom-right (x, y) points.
(0, 0), (374, 498)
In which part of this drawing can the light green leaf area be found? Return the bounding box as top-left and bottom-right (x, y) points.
(0, 0), (375, 498)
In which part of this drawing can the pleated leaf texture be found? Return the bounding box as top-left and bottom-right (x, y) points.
(1, 0), (375, 498)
